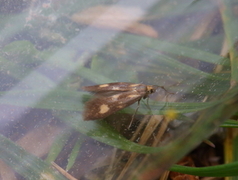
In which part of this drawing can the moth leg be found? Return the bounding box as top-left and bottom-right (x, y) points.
(128, 99), (141, 129)
(145, 98), (152, 111)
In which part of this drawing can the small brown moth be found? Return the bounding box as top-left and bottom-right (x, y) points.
(82, 82), (165, 120)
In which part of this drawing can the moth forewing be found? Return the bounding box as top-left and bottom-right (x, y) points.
(83, 91), (142, 120)
(82, 82), (158, 120)
(82, 82), (147, 92)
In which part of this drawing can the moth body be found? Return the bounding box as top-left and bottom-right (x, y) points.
(82, 82), (158, 120)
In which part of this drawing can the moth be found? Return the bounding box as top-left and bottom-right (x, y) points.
(82, 82), (165, 120)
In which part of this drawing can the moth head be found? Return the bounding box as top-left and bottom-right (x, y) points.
(146, 85), (157, 94)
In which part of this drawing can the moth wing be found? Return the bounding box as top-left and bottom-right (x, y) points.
(82, 82), (144, 92)
(83, 91), (142, 120)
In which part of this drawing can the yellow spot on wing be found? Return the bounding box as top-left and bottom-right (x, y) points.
(112, 86), (120, 90)
(99, 84), (109, 87)
(99, 104), (110, 114)
(129, 84), (140, 87)
(111, 94), (120, 101)
(128, 94), (140, 98)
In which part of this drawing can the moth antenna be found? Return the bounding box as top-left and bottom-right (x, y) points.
(159, 86), (174, 102)
(165, 92), (172, 102)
